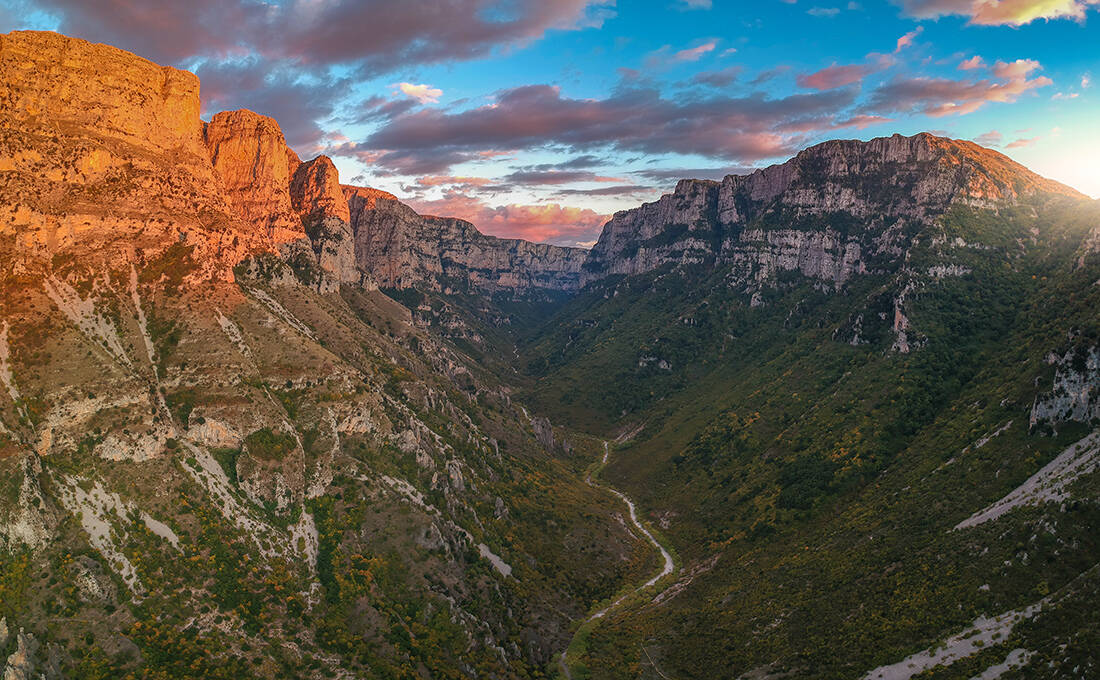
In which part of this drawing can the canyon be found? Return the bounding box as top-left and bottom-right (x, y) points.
(1, 28), (1099, 680)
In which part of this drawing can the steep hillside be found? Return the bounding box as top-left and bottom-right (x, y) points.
(521, 138), (1100, 677)
(0, 30), (653, 679)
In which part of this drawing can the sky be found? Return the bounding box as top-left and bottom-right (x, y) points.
(3, 1), (1098, 247)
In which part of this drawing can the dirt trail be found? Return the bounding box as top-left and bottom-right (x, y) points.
(557, 441), (677, 679)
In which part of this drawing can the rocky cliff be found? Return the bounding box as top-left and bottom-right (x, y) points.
(582, 133), (1085, 288)
(0, 30), (252, 280)
(0, 31), (648, 678)
(346, 191), (589, 294)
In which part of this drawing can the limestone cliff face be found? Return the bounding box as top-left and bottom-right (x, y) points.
(0, 30), (203, 155)
(582, 133), (1085, 288)
(0, 30), (256, 280)
(290, 157), (357, 285)
(205, 112), (364, 288)
(345, 191), (588, 293)
(205, 109), (304, 243)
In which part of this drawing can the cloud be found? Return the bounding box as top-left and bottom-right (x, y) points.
(396, 83), (443, 104)
(898, 0), (1100, 26)
(1084, 72), (1093, 88)
(862, 59), (1051, 117)
(344, 83), (864, 175)
(808, 7), (842, 16)
(32, 0), (615, 70)
(554, 184), (661, 197)
(415, 175), (495, 187)
(645, 40), (719, 68)
(973, 130), (1003, 146)
(750, 65), (793, 86)
(691, 66), (744, 88)
(672, 41), (718, 62)
(1051, 91), (1079, 99)
(674, 0), (713, 8)
(633, 166), (757, 182)
(408, 192), (609, 246)
(958, 55), (985, 70)
(797, 63), (876, 90)
(194, 58), (350, 150)
(1006, 135), (1040, 148)
(895, 26), (923, 52)
(20, 0), (615, 148)
(503, 170), (624, 185)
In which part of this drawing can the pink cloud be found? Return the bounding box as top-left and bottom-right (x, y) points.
(797, 63), (875, 90)
(416, 175), (494, 187)
(973, 130), (1004, 146)
(672, 41), (718, 62)
(409, 192), (608, 246)
(895, 26), (923, 52)
(396, 82), (442, 104)
(958, 55), (986, 70)
(1006, 136), (1040, 148)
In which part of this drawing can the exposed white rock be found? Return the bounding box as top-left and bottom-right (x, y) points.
(1030, 347), (1100, 427)
(248, 287), (316, 339)
(861, 599), (1045, 680)
(969, 648), (1032, 680)
(43, 276), (131, 368)
(51, 476), (145, 593)
(956, 432), (1100, 529)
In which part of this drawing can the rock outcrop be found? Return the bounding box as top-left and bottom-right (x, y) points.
(0, 30), (249, 280)
(581, 133), (1085, 288)
(290, 156), (358, 285)
(346, 191), (588, 294)
(205, 109), (303, 243)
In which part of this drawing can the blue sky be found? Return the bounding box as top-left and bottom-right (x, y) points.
(3, 0), (1097, 245)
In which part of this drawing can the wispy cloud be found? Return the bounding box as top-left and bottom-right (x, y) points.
(895, 26), (923, 52)
(899, 0), (1100, 26)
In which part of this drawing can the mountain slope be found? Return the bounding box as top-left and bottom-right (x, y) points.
(518, 139), (1100, 678)
(0, 30), (653, 679)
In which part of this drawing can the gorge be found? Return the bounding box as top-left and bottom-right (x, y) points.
(1, 28), (1099, 680)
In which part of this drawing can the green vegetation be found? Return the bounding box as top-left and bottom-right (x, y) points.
(242, 428), (297, 461)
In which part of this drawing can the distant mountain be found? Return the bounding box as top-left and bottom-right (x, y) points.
(582, 132), (1084, 289)
(519, 126), (1100, 679)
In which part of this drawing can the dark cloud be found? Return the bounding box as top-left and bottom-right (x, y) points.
(633, 166), (756, 182)
(555, 184), (660, 196)
(691, 66), (744, 88)
(32, 0), (614, 72)
(194, 58), (350, 150)
(502, 170), (623, 185)
(26, 0), (615, 148)
(862, 60), (1052, 117)
(348, 83), (859, 174)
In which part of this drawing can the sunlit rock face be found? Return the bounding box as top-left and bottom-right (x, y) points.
(0, 30), (254, 280)
(205, 109), (304, 244)
(345, 188), (589, 294)
(581, 132), (1085, 288)
(290, 156), (358, 286)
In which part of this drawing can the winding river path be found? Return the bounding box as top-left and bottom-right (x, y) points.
(557, 441), (677, 679)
